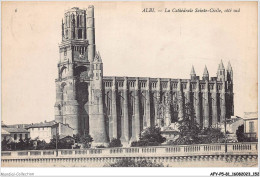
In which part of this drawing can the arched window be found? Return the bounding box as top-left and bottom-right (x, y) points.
(74, 66), (87, 77)
(60, 66), (67, 78)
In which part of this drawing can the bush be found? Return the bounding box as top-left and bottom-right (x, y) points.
(108, 138), (122, 148)
(131, 140), (160, 147)
(96, 145), (106, 148)
(131, 126), (166, 147)
(106, 158), (164, 167)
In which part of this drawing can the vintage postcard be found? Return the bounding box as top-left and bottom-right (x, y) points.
(1, 1), (258, 174)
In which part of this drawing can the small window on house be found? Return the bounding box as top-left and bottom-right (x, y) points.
(38, 128), (40, 131)
(19, 134), (22, 140)
(25, 134), (28, 139)
(14, 134), (17, 140)
(43, 127), (44, 130)
(249, 121), (254, 133)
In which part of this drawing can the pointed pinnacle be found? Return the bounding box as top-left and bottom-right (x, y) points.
(190, 65), (196, 75)
(219, 60), (225, 70)
(203, 65), (209, 75)
(227, 61), (232, 71)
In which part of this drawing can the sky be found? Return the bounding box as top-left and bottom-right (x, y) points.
(2, 1), (258, 125)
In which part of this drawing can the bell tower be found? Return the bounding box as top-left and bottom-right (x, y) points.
(54, 7), (94, 135)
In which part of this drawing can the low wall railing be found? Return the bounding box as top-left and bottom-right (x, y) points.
(1, 142), (258, 159)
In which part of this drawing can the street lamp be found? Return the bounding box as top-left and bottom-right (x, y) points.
(223, 117), (231, 153)
(224, 117), (227, 153)
(55, 124), (59, 157)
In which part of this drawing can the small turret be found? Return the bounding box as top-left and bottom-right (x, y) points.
(92, 51), (103, 88)
(203, 65), (209, 81)
(89, 50), (108, 146)
(190, 65), (197, 80)
(217, 60), (225, 82)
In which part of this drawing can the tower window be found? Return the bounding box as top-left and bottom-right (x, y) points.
(64, 48), (67, 56)
(65, 30), (68, 38)
(78, 29), (82, 39)
(14, 134), (17, 140)
(77, 15), (79, 27)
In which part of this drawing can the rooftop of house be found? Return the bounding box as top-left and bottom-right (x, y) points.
(26, 120), (57, 129)
(51, 122), (74, 129)
(2, 127), (29, 133)
(1, 128), (11, 135)
(244, 112), (258, 119)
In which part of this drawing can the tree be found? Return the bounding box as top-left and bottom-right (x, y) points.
(173, 103), (201, 145)
(236, 125), (250, 142)
(131, 126), (166, 147)
(23, 138), (34, 150)
(58, 137), (74, 149)
(108, 138), (122, 148)
(73, 133), (93, 148)
(74, 133), (93, 148)
(16, 138), (26, 150)
(1, 137), (10, 151)
(73, 134), (81, 144)
(36, 139), (48, 150)
(106, 158), (164, 167)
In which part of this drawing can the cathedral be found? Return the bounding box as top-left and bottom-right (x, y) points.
(54, 6), (234, 146)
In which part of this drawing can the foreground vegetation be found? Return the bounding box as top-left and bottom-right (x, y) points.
(2, 103), (256, 151)
(105, 158), (164, 167)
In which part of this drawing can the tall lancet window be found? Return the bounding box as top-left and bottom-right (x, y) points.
(129, 91), (135, 115)
(105, 91), (112, 116)
(118, 91), (123, 116)
(140, 91), (146, 129)
(140, 91), (146, 116)
(77, 15), (79, 27)
(79, 15), (82, 27)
